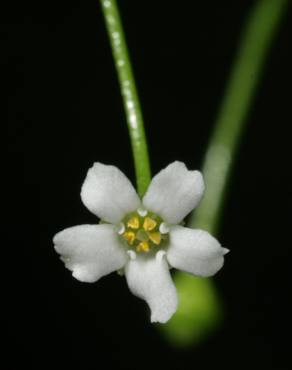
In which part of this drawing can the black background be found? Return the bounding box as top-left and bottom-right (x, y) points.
(5, 0), (292, 369)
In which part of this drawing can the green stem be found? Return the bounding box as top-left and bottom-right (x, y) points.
(164, 0), (288, 347)
(100, 0), (151, 196)
(189, 0), (288, 234)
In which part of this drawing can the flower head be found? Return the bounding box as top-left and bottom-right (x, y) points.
(53, 161), (228, 323)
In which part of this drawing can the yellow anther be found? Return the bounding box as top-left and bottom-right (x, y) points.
(127, 216), (140, 229)
(148, 231), (161, 245)
(136, 241), (150, 253)
(143, 217), (157, 231)
(122, 231), (136, 245)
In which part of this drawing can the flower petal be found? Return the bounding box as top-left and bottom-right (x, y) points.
(167, 226), (227, 277)
(81, 163), (141, 223)
(125, 251), (178, 323)
(142, 161), (204, 224)
(53, 224), (127, 282)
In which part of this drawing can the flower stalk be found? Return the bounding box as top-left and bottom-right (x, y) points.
(189, 0), (289, 234)
(164, 0), (289, 346)
(99, 0), (151, 197)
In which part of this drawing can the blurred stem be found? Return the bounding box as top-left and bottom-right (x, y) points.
(100, 0), (151, 196)
(189, 0), (288, 234)
(164, 0), (288, 347)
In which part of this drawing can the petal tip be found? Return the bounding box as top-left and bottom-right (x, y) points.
(72, 269), (96, 283)
(150, 313), (173, 324)
(52, 231), (62, 245)
(150, 305), (177, 324)
(142, 161), (205, 224)
(81, 162), (141, 223)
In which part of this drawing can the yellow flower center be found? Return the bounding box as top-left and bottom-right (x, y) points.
(120, 211), (167, 253)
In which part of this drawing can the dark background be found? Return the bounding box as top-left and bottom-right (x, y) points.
(5, 0), (291, 369)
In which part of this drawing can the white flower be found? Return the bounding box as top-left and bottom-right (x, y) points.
(53, 161), (228, 323)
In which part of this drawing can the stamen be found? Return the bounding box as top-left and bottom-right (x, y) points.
(122, 231), (136, 245)
(143, 217), (157, 231)
(127, 216), (140, 229)
(120, 210), (168, 253)
(136, 241), (150, 252)
(148, 231), (161, 245)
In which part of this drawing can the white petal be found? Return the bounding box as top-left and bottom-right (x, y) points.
(125, 253), (178, 323)
(142, 161), (204, 224)
(81, 163), (141, 223)
(167, 226), (226, 277)
(53, 224), (127, 282)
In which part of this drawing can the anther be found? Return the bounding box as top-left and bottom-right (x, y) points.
(148, 232), (161, 245)
(143, 217), (157, 231)
(136, 241), (150, 253)
(122, 231), (136, 245)
(127, 216), (140, 229)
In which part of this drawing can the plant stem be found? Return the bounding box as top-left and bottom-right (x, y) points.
(189, 0), (288, 234)
(164, 0), (288, 347)
(100, 0), (151, 196)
